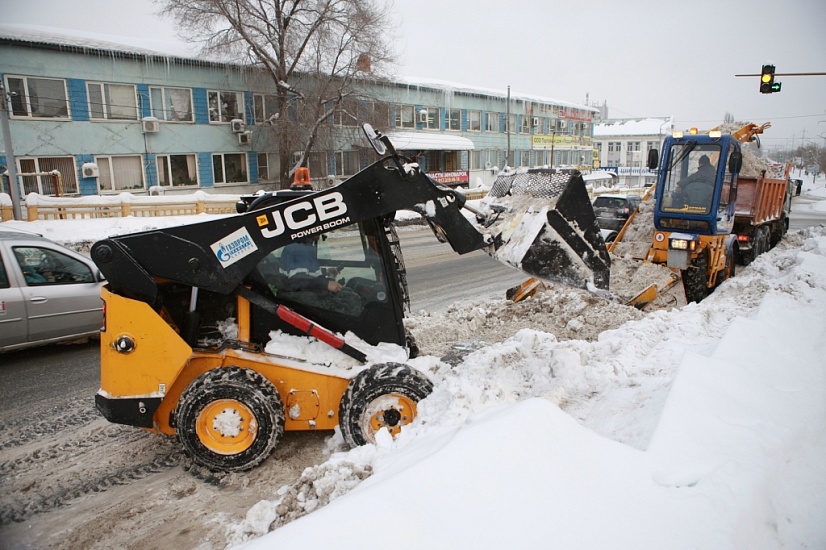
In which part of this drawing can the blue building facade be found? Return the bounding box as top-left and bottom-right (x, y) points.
(0, 27), (597, 197)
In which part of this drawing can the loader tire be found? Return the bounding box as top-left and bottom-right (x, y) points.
(683, 253), (709, 304)
(175, 367), (284, 472)
(339, 363), (433, 448)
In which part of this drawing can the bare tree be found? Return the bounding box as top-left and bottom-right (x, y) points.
(160, 0), (395, 186)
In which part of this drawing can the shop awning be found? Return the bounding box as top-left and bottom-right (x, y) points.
(385, 132), (475, 151)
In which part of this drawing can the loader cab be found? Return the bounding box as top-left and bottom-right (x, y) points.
(239, 189), (410, 351)
(653, 134), (741, 235)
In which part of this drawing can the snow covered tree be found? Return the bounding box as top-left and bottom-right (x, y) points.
(160, 0), (395, 186)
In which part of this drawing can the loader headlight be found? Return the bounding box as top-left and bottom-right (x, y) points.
(669, 238), (697, 251)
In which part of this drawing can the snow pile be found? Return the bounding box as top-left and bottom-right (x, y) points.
(225, 226), (826, 549)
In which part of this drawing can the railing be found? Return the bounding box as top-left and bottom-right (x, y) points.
(0, 191), (241, 222)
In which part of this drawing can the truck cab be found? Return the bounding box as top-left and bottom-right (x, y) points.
(653, 132), (742, 236)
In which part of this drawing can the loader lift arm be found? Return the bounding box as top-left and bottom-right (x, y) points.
(91, 153), (487, 310)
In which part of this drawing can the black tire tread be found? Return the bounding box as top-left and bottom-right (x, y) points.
(175, 366), (284, 472)
(339, 363), (432, 448)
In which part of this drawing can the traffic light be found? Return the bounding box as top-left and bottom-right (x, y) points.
(760, 64), (781, 93)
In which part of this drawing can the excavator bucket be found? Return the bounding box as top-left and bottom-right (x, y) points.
(477, 170), (610, 291)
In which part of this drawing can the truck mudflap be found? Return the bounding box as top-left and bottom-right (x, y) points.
(479, 170), (610, 291)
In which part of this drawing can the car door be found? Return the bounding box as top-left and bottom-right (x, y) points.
(0, 245), (28, 349)
(11, 243), (103, 344)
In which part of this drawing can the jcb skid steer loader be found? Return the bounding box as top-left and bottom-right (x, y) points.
(91, 124), (609, 471)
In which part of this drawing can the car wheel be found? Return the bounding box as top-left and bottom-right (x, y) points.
(339, 363), (433, 448)
(175, 366), (284, 471)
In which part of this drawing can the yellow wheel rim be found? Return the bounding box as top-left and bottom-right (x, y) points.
(362, 393), (418, 443)
(195, 399), (258, 455)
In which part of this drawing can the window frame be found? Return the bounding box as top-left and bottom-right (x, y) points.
(253, 93), (278, 124)
(17, 156), (79, 196)
(467, 110), (481, 132)
(87, 81), (138, 121)
(395, 104), (415, 129)
(208, 90), (245, 123)
(422, 106), (440, 130)
(445, 108), (461, 131)
(212, 153), (249, 184)
(5, 75), (70, 119)
(156, 154), (199, 187)
(486, 112), (499, 132)
(149, 86), (194, 123)
(94, 155), (146, 193)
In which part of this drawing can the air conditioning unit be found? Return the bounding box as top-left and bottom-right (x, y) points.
(238, 131), (252, 145)
(418, 110), (428, 123)
(230, 119), (246, 133)
(532, 117), (540, 127)
(81, 162), (99, 178)
(141, 117), (160, 133)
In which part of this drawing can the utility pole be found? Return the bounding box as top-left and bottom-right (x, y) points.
(506, 85), (511, 169)
(0, 82), (22, 220)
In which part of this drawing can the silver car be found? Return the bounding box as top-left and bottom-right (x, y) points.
(0, 229), (105, 352)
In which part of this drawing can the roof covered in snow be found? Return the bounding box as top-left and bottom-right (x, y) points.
(387, 75), (599, 113)
(0, 23), (233, 66)
(0, 24), (597, 113)
(594, 117), (674, 137)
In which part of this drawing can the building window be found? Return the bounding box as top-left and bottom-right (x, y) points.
(486, 112), (498, 132)
(150, 87), (193, 122)
(212, 153), (248, 184)
(334, 96), (359, 127)
(518, 150), (530, 167)
(335, 151), (360, 177)
(208, 90), (244, 123)
(423, 107), (439, 130)
(362, 100), (391, 128)
(95, 155), (145, 192)
(468, 110), (481, 132)
(535, 149), (547, 166)
(6, 76), (69, 119)
(395, 104), (415, 129)
(470, 150), (483, 170)
(87, 82), (138, 121)
(445, 109), (460, 131)
(487, 150), (500, 169)
(507, 114), (516, 134)
(17, 157), (78, 195)
(157, 154), (198, 187)
(258, 153), (274, 181)
(253, 93), (278, 124)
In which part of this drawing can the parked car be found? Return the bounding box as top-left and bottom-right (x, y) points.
(592, 194), (641, 231)
(0, 230), (105, 352)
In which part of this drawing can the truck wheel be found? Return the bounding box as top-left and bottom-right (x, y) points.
(683, 253), (709, 304)
(175, 367), (284, 472)
(339, 363), (433, 448)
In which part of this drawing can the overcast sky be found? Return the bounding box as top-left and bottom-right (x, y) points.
(4, 0), (825, 153)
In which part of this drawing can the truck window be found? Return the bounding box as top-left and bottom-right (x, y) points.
(660, 144), (721, 215)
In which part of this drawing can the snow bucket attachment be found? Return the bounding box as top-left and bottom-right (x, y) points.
(478, 169), (610, 291)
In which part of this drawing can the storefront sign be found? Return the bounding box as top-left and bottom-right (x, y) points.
(428, 171), (469, 185)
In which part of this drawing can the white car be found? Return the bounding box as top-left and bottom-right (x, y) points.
(0, 229), (105, 352)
